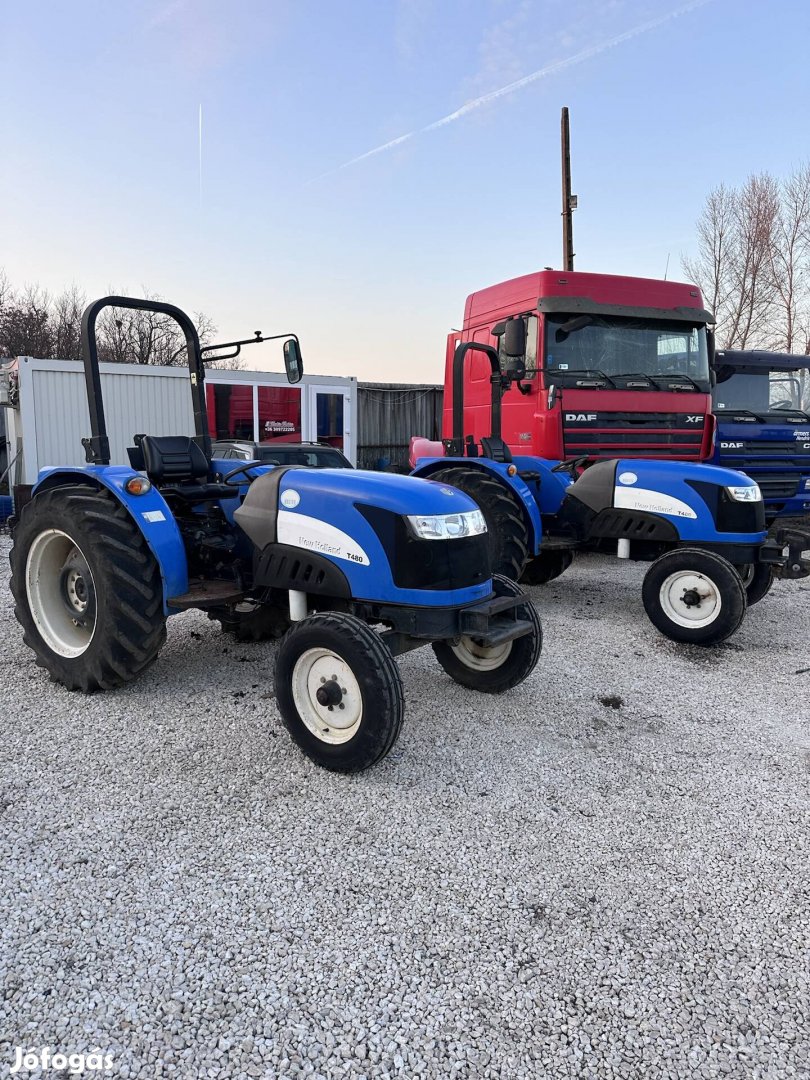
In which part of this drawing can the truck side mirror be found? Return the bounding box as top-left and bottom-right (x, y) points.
(502, 318), (526, 358)
(283, 338), (304, 383)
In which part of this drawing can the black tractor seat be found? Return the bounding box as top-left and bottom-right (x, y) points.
(128, 434), (235, 503)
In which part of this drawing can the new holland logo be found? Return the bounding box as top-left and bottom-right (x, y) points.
(565, 413), (597, 422)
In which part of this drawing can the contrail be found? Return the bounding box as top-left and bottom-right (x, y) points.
(198, 104), (203, 209)
(311, 0), (713, 182)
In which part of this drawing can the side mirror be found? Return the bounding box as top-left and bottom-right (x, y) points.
(283, 338), (304, 383)
(502, 318), (526, 359)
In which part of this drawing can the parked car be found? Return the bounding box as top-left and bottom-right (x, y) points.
(212, 440), (353, 469)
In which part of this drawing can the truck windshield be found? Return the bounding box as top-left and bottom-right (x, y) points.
(713, 369), (809, 415)
(544, 314), (710, 390)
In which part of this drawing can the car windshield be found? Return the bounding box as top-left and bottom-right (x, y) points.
(544, 314), (710, 389)
(713, 369), (809, 415)
(257, 446), (347, 467)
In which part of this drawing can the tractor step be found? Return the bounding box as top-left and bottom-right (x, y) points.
(472, 615), (535, 647)
(168, 579), (246, 610)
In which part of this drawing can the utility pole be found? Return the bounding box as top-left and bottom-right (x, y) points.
(561, 107), (577, 271)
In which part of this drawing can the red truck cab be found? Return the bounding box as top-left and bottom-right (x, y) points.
(443, 269), (715, 462)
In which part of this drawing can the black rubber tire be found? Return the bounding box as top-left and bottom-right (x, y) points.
(208, 597), (290, 642)
(9, 485), (167, 690)
(642, 548), (747, 646)
(521, 549), (574, 585)
(429, 467), (529, 580)
(737, 562), (775, 606)
(432, 574), (542, 692)
(274, 612), (404, 772)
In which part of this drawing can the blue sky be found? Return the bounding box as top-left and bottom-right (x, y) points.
(1, 0), (808, 381)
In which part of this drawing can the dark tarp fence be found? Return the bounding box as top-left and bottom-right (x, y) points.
(357, 383), (443, 472)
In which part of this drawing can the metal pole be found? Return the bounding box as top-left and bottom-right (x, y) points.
(561, 107), (576, 271)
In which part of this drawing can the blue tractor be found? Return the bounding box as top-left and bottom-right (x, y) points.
(8, 297), (542, 773)
(411, 320), (810, 646)
(712, 349), (810, 524)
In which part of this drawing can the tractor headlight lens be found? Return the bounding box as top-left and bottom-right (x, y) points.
(406, 509), (487, 540)
(726, 484), (762, 502)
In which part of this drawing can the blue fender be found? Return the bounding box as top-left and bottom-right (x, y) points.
(34, 466), (191, 614)
(411, 455), (550, 556)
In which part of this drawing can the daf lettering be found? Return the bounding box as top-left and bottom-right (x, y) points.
(720, 442), (744, 449)
(565, 413), (597, 422)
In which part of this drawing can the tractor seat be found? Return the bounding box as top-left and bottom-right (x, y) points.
(130, 435), (235, 502)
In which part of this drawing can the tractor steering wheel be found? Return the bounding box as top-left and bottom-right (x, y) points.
(551, 455), (589, 476)
(222, 460), (264, 487)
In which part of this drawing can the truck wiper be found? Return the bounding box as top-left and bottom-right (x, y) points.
(767, 405), (810, 422)
(555, 368), (617, 388)
(662, 373), (701, 391)
(615, 372), (661, 389)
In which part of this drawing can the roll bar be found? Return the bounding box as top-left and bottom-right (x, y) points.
(448, 341), (504, 456)
(80, 296), (209, 466)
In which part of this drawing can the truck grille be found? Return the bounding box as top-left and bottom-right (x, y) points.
(563, 412), (705, 460)
(750, 473), (800, 500)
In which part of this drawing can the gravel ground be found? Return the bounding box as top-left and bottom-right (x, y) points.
(1, 531), (809, 1080)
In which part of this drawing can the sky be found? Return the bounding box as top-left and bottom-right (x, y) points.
(1, 0), (809, 382)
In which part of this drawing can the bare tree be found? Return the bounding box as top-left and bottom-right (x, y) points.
(51, 285), (87, 360)
(685, 169), (810, 353)
(0, 282), (54, 358)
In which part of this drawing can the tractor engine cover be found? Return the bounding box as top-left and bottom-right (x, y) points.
(560, 458), (766, 546)
(234, 467), (493, 607)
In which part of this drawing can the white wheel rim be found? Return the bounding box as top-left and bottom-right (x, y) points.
(25, 529), (97, 658)
(451, 636), (513, 671)
(291, 648), (363, 745)
(659, 569), (722, 629)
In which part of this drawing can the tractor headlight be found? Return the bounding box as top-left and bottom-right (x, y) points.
(726, 484), (762, 502)
(406, 509), (487, 540)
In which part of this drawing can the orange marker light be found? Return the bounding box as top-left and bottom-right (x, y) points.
(125, 476), (152, 496)
(507, 464), (517, 477)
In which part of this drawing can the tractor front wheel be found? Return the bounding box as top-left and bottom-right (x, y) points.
(9, 485), (167, 690)
(642, 548), (746, 646)
(432, 574), (542, 692)
(737, 562), (775, 606)
(521, 549), (574, 586)
(428, 467), (529, 580)
(274, 612), (404, 772)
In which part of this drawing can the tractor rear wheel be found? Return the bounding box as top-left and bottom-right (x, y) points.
(737, 562), (775, 606)
(432, 574), (542, 693)
(9, 485), (167, 690)
(274, 612), (404, 772)
(521, 549), (574, 585)
(642, 548), (747, 646)
(429, 467), (529, 580)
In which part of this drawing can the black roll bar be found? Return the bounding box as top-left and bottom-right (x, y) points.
(80, 296), (209, 466)
(448, 341), (504, 456)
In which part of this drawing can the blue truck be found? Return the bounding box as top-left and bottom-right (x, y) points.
(712, 350), (810, 523)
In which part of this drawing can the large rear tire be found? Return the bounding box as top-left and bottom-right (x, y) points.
(432, 574), (542, 693)
(9, 485), (167, 690)
(274, 612), (404, 772)
(642, 548), (746, 646)
(429, 467), (529, 580)
(521, 549), (573, 585)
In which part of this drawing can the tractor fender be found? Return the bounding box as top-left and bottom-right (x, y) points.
(411, 456), (544, 556)
(33, 466), (188, 611)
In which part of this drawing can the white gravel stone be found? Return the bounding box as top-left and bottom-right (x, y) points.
(0, 533), (809, 1078)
